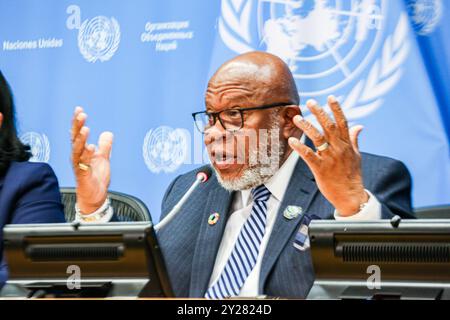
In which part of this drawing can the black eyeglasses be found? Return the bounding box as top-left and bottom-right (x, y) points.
(192, 102), (294, 133)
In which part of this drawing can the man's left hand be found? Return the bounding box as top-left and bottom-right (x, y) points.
(288, 96), (369, 217)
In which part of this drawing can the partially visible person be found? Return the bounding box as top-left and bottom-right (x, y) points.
(0, 71), (65, 286)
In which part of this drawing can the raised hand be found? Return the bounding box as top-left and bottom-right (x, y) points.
(288, 96), (369, 216)
(71, 107), (113, 214)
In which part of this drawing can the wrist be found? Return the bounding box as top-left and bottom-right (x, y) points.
(75, 198), (113, 223)
(77, 198), (107, 215)
(335, 190), (369, 217)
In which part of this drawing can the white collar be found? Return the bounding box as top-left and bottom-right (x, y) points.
(240, 136), (303, 206)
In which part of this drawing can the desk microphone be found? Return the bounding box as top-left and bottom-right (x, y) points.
(154, 166), (212, 232)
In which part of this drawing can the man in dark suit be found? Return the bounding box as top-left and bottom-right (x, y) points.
(70, 51), (413, 298)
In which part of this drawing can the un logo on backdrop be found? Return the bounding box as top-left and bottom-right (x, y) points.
(143, 127), (189, 173)
(407, 0), (443, 35)
(219, 0), (411, 121)
(78, 16), (121, 63)
(67, 5), (121, 63)
(20, 132), (50, 163)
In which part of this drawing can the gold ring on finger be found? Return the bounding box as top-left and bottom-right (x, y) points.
(78, 162), (91, 171)
(317, 142), (329, 153)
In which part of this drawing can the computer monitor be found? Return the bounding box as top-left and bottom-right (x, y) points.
(0, 222), (173, 298)
(307, 218), (450, 300)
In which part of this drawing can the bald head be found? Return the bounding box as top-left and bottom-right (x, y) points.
(206, 51), (299, 108)
(203, 52), (303, 190)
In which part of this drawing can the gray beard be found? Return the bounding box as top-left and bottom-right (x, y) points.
(213, 119), (287, 192)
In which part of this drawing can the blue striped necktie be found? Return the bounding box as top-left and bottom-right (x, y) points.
(205, 184), (271, 299)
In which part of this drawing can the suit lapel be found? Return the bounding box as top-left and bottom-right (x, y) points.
(259, 156), (318, 293)
(189, 179), (233, 297)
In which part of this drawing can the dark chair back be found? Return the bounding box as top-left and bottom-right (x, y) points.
(60, 187), (151, 222)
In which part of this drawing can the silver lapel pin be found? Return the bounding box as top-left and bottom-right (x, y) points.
(283, 205), (303, 220)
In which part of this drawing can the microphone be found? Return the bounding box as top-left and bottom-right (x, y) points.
(154, 166), (212, 232)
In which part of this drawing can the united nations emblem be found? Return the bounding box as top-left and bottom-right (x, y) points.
(78, 16), (121, 63)
(219, 0), (411, 121)
(143, 126), (189, 173)
(407, 0), (443, 35)
(20, 132), (50, 163)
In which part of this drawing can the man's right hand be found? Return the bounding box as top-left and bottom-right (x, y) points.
(71, 107), (113, 214)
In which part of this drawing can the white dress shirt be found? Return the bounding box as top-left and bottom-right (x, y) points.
(207, 150), (382, 297)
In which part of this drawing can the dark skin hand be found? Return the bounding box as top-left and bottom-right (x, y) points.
(70, 107), (113, 214)
(288, 97), (368, 216)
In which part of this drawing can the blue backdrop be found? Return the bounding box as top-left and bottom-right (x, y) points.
(0, 0), (449, 221)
